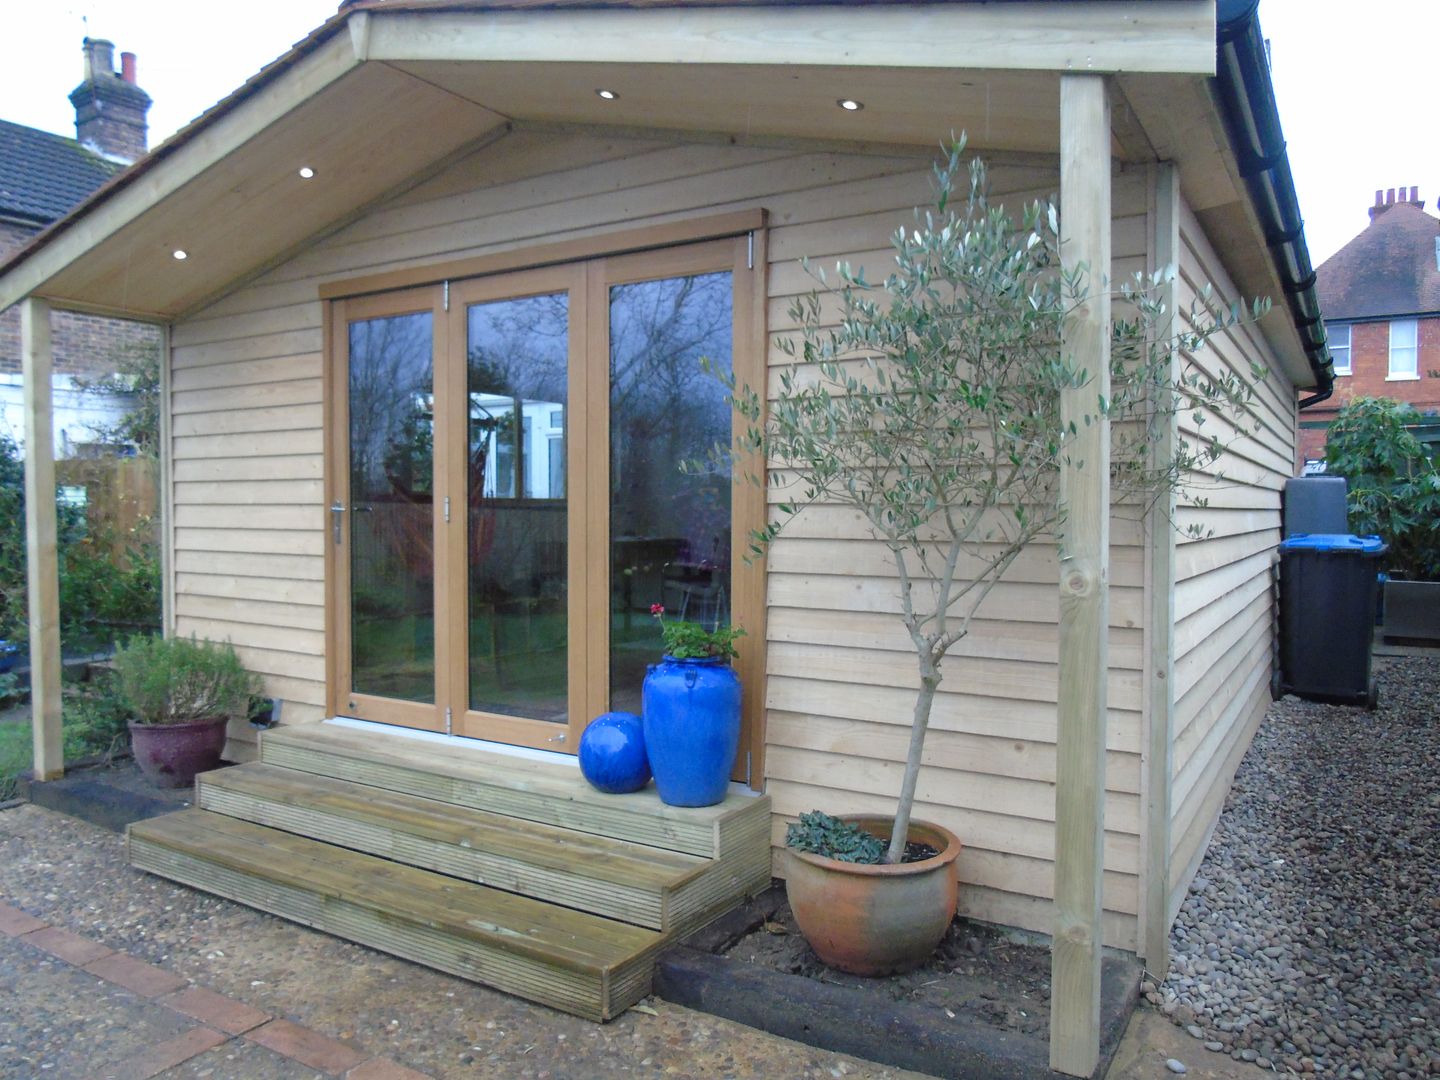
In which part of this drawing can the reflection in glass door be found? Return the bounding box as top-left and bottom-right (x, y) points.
(609, 271), (734, 714)
(465, 292), (570, 723)
(347, 310), (436, 707)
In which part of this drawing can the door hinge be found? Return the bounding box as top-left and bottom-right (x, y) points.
(445, 706), (453, 735)
(746, 232), (754, 270)
(444, 495), (451, 523)
(329, 500), (345, 546)
(443, 280), (450, 311)
(745, 750), (753, 787)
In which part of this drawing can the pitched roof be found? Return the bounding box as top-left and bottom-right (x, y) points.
(1315, 202), (1440, 322)
(0, 118), (123, 228)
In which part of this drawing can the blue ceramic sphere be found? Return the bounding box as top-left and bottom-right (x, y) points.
(579, 712), (651, 794)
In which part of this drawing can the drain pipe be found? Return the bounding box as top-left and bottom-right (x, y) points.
(1214, 0), (1334, 409)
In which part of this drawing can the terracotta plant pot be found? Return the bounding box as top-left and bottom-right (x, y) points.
(785, 816), (961, 976)
(128, 716), (228, 789)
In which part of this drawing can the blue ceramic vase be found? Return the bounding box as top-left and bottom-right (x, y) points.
(641, 656), (741, 807)
(578, 711), (651, 794)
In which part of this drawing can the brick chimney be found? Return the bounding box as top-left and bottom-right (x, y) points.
(68, 38), (152, 164)
(1369, 185), (1427, 220)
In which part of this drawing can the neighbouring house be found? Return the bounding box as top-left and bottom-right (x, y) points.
(1301, 187), (1440, 469)
(0, 1), (1335, 1070)
(0, 38), (157, 457)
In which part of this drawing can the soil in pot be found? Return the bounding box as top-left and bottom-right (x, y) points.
(723, 900), (1052, 1036)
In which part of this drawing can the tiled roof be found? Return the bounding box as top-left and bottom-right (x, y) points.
(0, 118), (122, 228)
(1316, 202), (1440, 322)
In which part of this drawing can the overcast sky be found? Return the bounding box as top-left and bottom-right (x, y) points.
(2, 0), (1437, 267)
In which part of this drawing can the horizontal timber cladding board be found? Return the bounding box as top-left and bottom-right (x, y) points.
(172, 404), (320, 439)
(174, 616), (324, 657)
(765, 711), (1141, 793)
(766, 641), (1143, 711)
(172, 431), (322, 460)
(764, 745), (1140, 835)
(766, 573), (1145, 628)
(1172, 551), (1272, 625)
(170, 300), (318, 347)
(174, 505), (320, 531)
(126, 813), (660, 1021)
(172, 329), (322, 370)
(766, 675), (1141, 751)
(960, 884), (1137, 952)
(763, 537), (1146, 588)
(765, 607), (1145, 670)
(1174, 528), (1280, 582)
(1172, 631), (1271, 808)
(174, 528), (322, 558)
(176, 573), (324, 606)
(172, 455), (323, 483)
(762, 502), (1148, 549)
(257, 724), (768, 859)
(173, 551), (323, 581)
(170, 354), (323, 394)
(174, 480), (324, 506)
(764, 790), (1139, 877)
(172, 379), (322, 416)
(174, 594), (324, 633)
(1173, 587), (1270, 707)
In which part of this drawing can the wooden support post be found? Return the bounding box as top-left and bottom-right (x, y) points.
(1141, 163), (1180, 974)
(21, 297), (63, 782)
(1051, 73), (1111, 1078)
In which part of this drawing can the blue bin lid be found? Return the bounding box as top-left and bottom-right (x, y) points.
(1279, 533), (1386, 554)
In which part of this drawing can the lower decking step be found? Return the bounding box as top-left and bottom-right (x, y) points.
(198, 764), (710, 931)
(127, 809), (663, 1021)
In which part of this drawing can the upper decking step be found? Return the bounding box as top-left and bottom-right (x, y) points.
(199, 764), (706, 929)
(128, 809), (662, 1021)
(260, 723), (765, 858)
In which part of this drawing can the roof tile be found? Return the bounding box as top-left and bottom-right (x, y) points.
(0, 118), (122, 227)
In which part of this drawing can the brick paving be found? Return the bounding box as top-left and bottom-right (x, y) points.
(0, 898), (436, 1078)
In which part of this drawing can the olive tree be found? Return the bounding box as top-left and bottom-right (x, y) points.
(720, 139), (1267, 864)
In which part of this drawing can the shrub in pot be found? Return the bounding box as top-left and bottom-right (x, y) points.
(113, 634), (262, 788)
(714, 137), (1265, 975)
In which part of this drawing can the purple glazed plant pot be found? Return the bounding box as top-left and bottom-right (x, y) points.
(128, 716), (228, 789)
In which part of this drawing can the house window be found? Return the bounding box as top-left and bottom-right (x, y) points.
(1328, 323), (1351, 375)
(1389, 319), (1419, 379)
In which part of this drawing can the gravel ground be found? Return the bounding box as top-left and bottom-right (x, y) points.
(1148, 656), (1440, 1080)
(0, 802), (932, 1080)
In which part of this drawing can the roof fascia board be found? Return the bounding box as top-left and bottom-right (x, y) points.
(0, 31), (360, 317)
(364, 1), (1218, 75)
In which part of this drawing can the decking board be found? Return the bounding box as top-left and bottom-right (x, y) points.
(129, 809), (665, 1020)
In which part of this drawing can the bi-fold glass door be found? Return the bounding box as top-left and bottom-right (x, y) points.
(330, 237), (758, 760)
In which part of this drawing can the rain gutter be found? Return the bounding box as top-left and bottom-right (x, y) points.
(1214, 0), (1334, 409)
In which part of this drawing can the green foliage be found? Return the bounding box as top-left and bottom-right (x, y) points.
(717, 137), (1266, 863)
(650, 604), (745, 661)
(0, 434), (161, 644)
(1325, 397), (1440, 581)
(62, 671), (133, 760)
(72, 338), (162, 457)
(785, 811), (886, 864)
(112, 634), (262, 726)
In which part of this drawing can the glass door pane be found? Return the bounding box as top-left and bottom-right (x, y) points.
(348, 312), (435, 703)
(608, 271), (734, 712)
(466, 293), (570, 721)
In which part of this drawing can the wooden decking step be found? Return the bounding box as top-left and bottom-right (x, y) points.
(198, 764), (730, 931)
(128, 809), (663, 1021)
(260, 723), (768, 859)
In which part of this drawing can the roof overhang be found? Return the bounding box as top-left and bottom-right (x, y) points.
(1, 0), (1327, 389)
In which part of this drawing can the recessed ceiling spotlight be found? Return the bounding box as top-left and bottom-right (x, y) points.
(837, 98), (864, 112)
(596, 89), (619, 101)
(298, 166), (316, 179)
(172, 249), (188, 261)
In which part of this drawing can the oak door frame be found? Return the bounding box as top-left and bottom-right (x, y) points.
(323, 221), (768, 785)
(325, 284), (450, 733)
